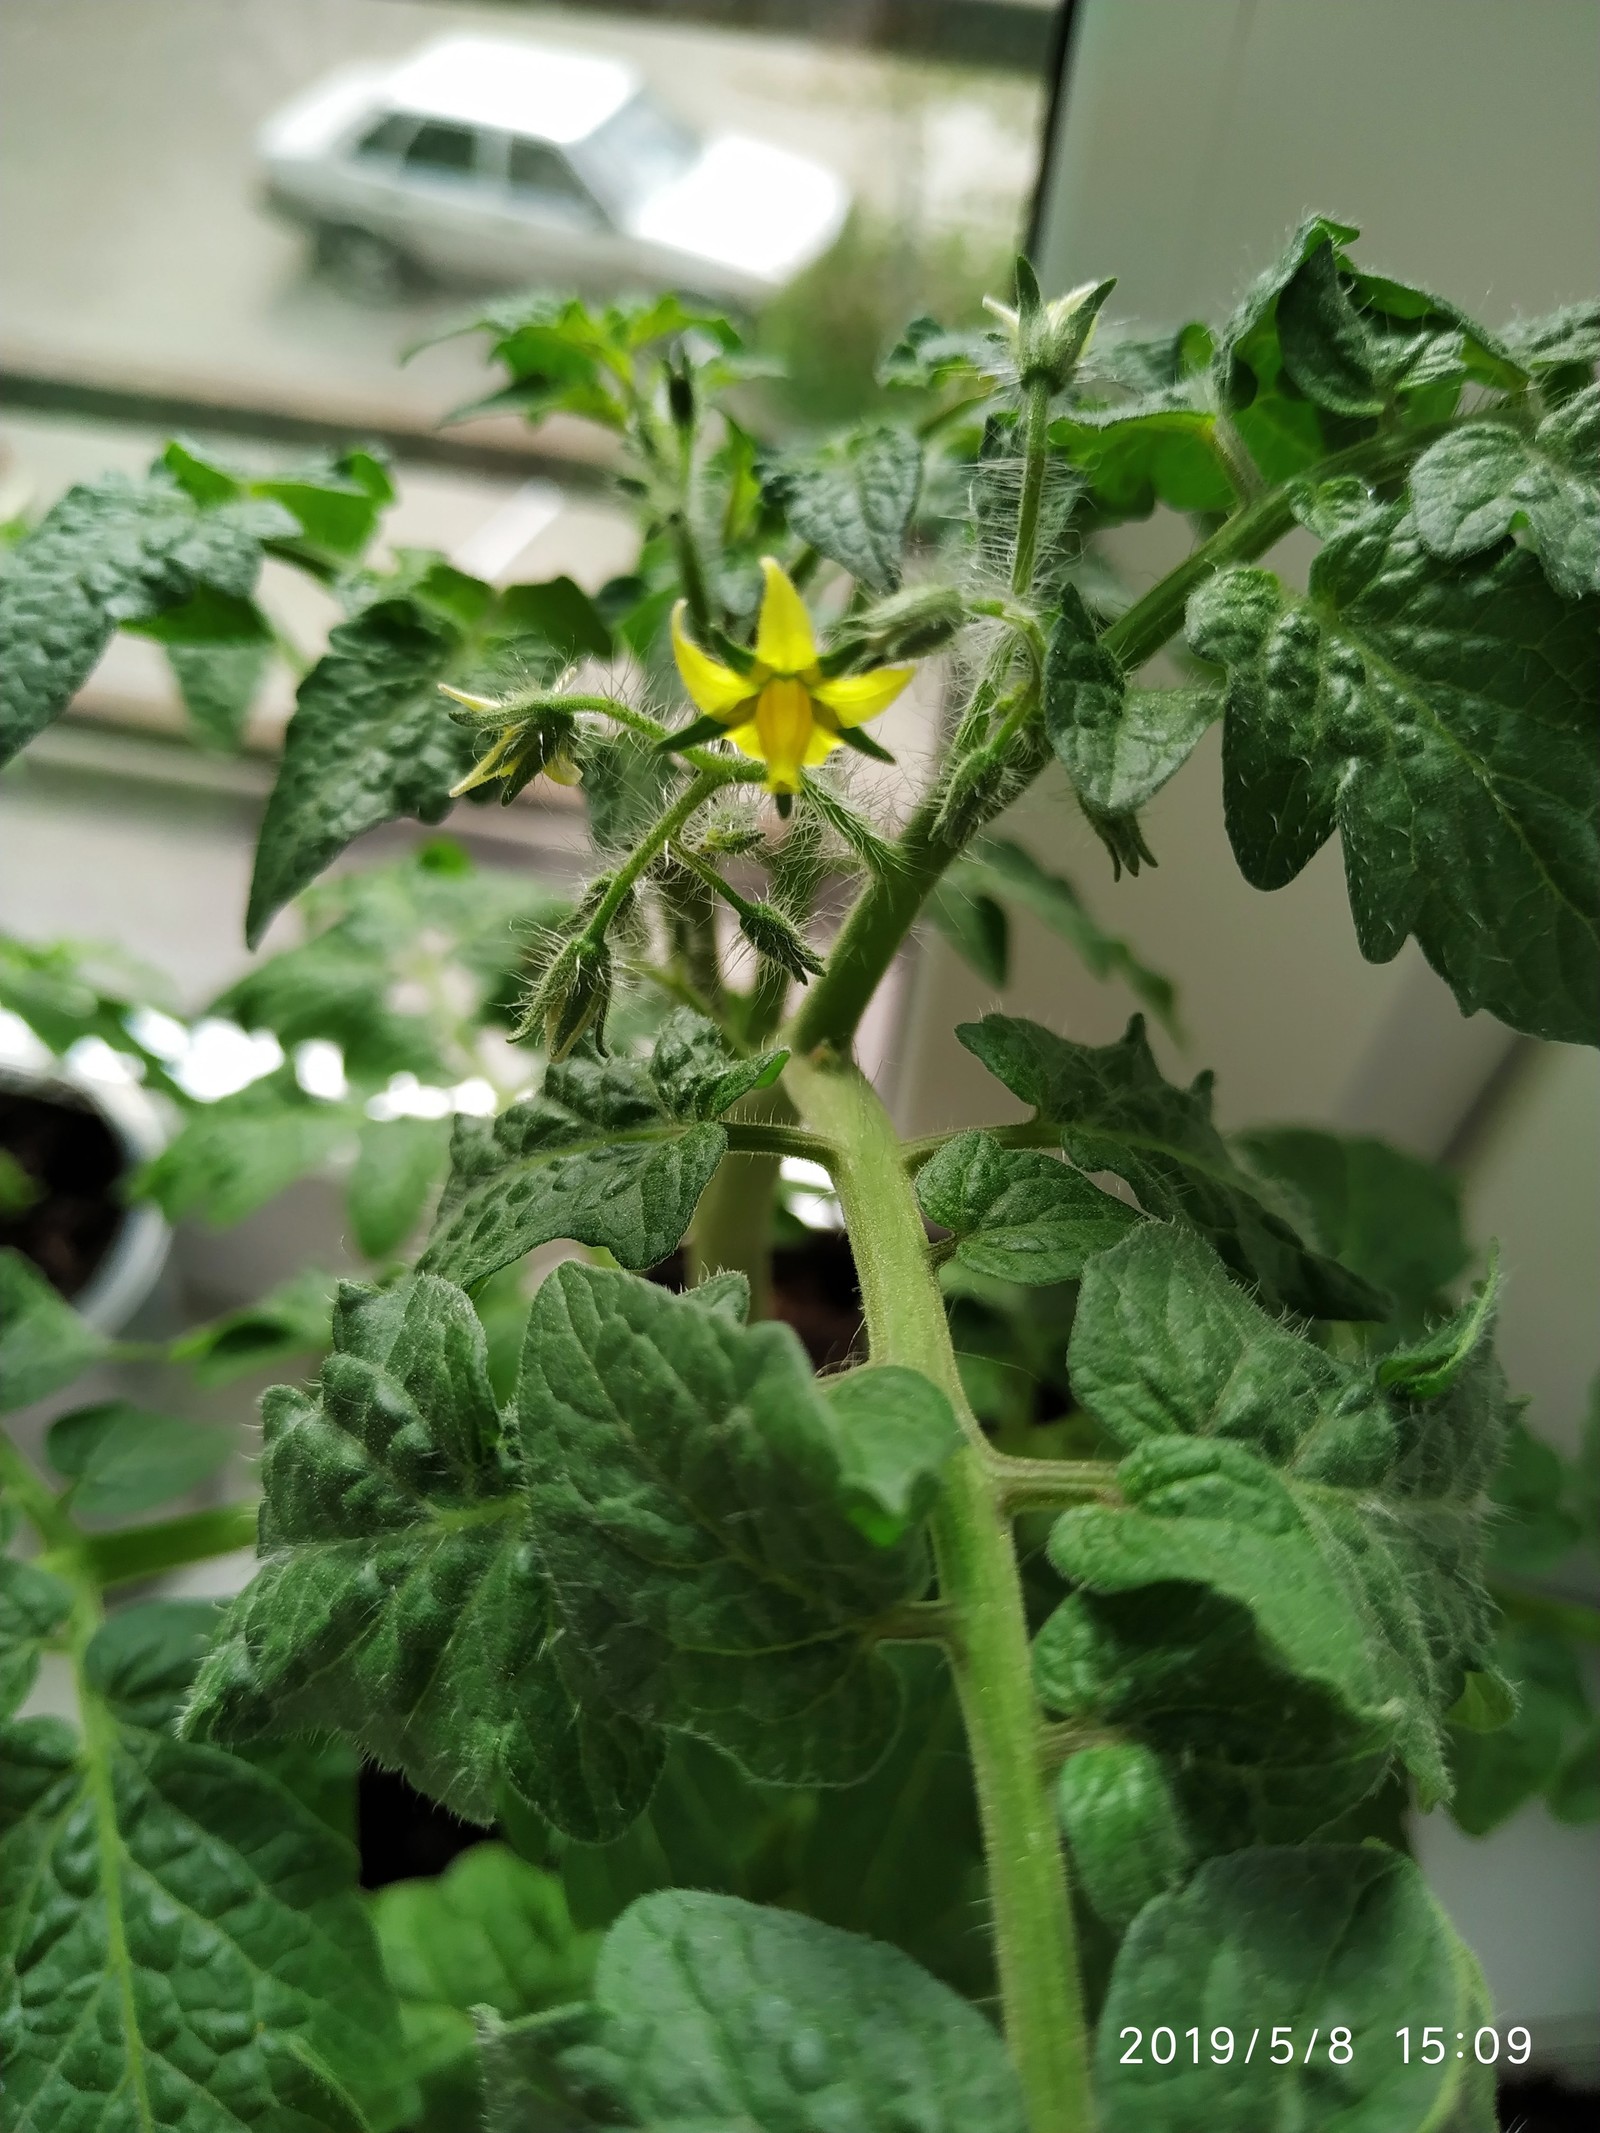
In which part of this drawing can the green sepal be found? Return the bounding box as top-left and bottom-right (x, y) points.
(654, 711), (734, 754)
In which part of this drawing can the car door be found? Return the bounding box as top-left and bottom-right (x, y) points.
(480, 135), (634, 289)
(381, 117), (510, 280)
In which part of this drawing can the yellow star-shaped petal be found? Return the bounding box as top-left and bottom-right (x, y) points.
(671, 557), (914, 795)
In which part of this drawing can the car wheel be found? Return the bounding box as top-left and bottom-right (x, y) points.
(313, 225), (410, 306)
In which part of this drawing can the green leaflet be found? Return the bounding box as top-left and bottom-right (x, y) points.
(496, 1889), (1028, 2132)
(956, 1013), (1382, 1318)
(763, 424), (922, 591)
(916, 1128), (1143, 1284)
(1096, 1847), (1496, 2133)
(517, 1264), (953, 1786)
(933, 833), (1180, 1034)
(171, 1267), (336, 1387)
(1214, 216), (1362, 480)
(1042, 586), (1219, 863)
(1054, 1740), (1191, 1932)
(134, 1071), (357, 1227)
(1501, 300), (1600, 375)
(1044, 1226), (1506, 1808)
(163, 437), (395, 576)
(168, 638), (273, 749)
(245, 597), (480, 947)
(0, 474), (291, 768)
(1187, 502), (1599, 1045)
(1235, 1125), (1470, 1335)
(373, 1842), (598, 2112)
(183, 1272), (662, 1841)
(1409, 384), (1600, 598)
(1035, 1583), (1395, 1859)
(349, 1115), (453, 1260)
(421, 1011), (786, 1286)
(0, 1247), (110, 1411)
(1048, 396), (1235, 519)
(216, 840), (568, 1085)
(45, 1401), (235, 1521)
(0, 1552), (71, 1718)
(1448, 1624), (1594, 1836)
(0, 1598), (401, 2133)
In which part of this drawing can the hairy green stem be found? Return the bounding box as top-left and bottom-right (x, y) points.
(582, 767), (733, 943)
(786, 423), (1451, 1060)
(788, 1056), (1095, 2133)
(987, 1455), (1120, 1512)
(1011, 378), (1055, 600)
(721, 1121), (833, 1162)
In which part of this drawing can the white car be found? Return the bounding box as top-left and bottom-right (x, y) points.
(258, 35), (850, 307)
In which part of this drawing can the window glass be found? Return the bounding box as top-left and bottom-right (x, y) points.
(507, 137), (598, 217)
(401, 120), (481, 179)
(576, 95), (700, 218)
(351, 111), (416, 161)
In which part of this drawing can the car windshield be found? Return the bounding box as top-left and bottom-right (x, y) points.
(574, 94), (700, 218)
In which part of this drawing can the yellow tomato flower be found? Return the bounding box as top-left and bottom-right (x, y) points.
(671, 557), (915, 796)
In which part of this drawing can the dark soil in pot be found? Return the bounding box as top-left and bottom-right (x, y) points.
(0, 1078), (125, 1298)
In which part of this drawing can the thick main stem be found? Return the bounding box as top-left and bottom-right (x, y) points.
(787, 1057), (1095, 2133)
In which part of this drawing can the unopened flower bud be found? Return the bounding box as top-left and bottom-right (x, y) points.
(827, 582), (967, 667)
(519, 929), (613, 1056)
(736, 902), (825, 983)
(985, 262), (1117, 392)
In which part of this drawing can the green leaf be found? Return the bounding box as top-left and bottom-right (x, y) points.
(0, 1553), (72, 1719)
(795, 1644), (990, 1997)
(490, 575), (614, 664)
(373, 1841), (598, 2109)
(1054, 1740), (1191, 1931)
(915, 1128), (1143, 1284)
(134, 1073), (356, 1226)
(1036, 1582), (1395, 1857)
(1045, 1223), (1506, 1808)
(952, 836), (1180, 1034)
(1448, 1624), (1594, 1834)
(1409, 386), (1600, 598)
(0, 1248), (109, 1411)
(171, 1266), (337, 1386)
(0, 1598), (402, 2132)
(1502, 300), (1600, 374)
(1234, 1126), (1469, 1333)
(1215, 216), (1362, 480)
(763, 425), (922, 592)
(421, 1012), (786, 1288)
(535, 1889), (1028, 2131)
(518, 1263), (944, 1786)
(0, 474), (288, 768)
(348, 1115), (452, 1260)
(184, 1270), (663, 1841)
(45, 1401), (235, 1521)
(1049, 396), (1235, 519)
(1487, 1414), (1584, 1576)
(1043, 584), (1219, 854)
(1095, 1846), (1496, 2132)
(245, 598), (480, 948)
(927, 879), (1010, 985)
(168, 638), (273, 749)
(1187, 504), (1600, 1045)
(957, 1014), (1383, 1318)
(822, 1366), (961, 1547)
